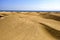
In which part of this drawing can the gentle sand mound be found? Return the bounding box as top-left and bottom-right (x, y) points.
(0, 12), (60, 40)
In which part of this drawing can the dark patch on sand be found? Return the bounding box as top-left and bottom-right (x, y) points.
(40, 13), (60, 21)
(39, 23), (60, 40)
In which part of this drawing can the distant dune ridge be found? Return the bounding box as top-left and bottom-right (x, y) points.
(0, 12), (60, 40)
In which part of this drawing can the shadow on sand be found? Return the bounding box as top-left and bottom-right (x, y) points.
(40, 13), (60, 21)
(39, 23), (60, 40)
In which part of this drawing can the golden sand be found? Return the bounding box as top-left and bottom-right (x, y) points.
(0, 12), (60, 40)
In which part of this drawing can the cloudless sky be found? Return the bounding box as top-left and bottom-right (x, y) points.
(0, 0), (60, 10)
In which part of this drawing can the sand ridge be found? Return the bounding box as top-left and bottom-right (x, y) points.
(0, 12), (60, 40)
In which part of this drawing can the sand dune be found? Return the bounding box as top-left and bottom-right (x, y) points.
(0, 12), (60, 40)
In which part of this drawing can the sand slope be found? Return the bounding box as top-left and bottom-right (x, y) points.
(0, 12), (60, 40)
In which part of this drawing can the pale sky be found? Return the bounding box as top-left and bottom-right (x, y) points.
(0, 0), (60, 11)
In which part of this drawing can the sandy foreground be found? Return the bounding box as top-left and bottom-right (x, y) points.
(0, 12), (60, 40)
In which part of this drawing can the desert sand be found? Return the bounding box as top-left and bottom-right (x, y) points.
(0, 12), (60, 40)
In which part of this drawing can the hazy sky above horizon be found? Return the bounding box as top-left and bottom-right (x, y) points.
(0, 0), (60, 10)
